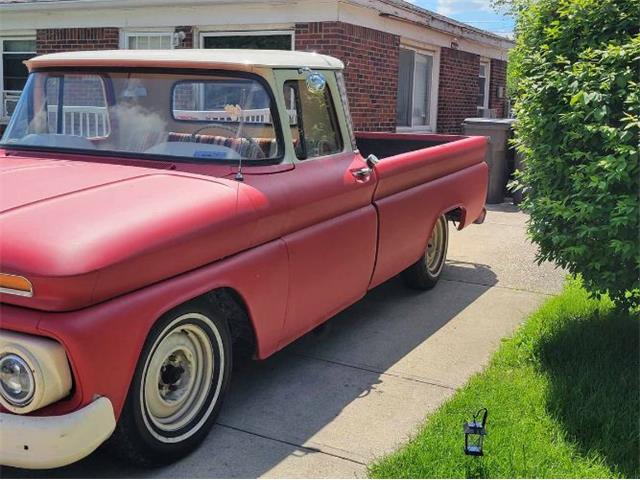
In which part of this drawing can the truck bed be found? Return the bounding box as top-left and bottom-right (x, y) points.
(355, 131), (488, 203)
(356, 131), (489, 288)
(356, 132), (468, 159)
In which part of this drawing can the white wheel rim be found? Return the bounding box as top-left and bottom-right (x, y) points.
(140, 313), (224, 443)
(426, 216), (447, 276)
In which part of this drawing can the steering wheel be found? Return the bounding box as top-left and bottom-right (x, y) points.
(191, 122), (239, 138)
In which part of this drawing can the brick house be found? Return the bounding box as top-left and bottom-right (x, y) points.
(0, 0), (513, 134)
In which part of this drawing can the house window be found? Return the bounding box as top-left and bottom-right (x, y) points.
(396, 47), (434, 129)
(124, 32), (174, 49)
(1, 38), (36, 120)
(478, 60), (490, 111)
(201, 31), (293, 50)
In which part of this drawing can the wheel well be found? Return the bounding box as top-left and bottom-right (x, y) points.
(445, 207), (466, 228)
(199, 288), (257, 360)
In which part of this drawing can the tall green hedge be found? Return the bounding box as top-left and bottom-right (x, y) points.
(510, 0), (640, 308)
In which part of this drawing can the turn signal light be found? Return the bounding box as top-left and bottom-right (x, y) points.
(0, 274), (33, 297)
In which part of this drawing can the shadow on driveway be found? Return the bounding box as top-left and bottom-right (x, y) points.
(3, 262), (498, 478)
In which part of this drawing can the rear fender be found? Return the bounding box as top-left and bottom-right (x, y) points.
(369, 162), (487, 289)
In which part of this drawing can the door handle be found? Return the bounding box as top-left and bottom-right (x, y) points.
(351, 166), (372, 179)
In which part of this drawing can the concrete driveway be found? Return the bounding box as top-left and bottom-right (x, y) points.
(3, 204), (564, 479)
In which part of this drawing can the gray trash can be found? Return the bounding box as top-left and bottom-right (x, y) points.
(462, 118), (515, 204)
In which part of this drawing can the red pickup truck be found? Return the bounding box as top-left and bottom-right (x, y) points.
(0, 49), (487, 469)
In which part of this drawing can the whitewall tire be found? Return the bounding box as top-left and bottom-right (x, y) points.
(109, 301), (232, 466)
(402, 214), (449, 290)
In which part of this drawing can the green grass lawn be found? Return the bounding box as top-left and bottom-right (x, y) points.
(369, 280), (639, 478)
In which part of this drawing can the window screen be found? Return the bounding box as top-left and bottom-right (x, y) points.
(126, 33), (173, 49)
(203, 35), (292, 50)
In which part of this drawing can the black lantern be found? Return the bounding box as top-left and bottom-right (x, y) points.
(464, 408), (488, 456)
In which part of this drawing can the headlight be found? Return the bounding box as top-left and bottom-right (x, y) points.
(0, 353), (35, 407)
(0, 331), (73, 413)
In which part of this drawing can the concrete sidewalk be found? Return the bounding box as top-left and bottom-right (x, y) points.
(4, 204), (564, 479)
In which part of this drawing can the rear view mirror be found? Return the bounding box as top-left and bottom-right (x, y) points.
(122, 86), (148, 98)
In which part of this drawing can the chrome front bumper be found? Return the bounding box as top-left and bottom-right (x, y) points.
(0, 397), (116, 469)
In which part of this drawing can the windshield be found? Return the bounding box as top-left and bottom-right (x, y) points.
(1, 70), (283, 162)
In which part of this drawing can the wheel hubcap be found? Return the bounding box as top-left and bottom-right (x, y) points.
(143, 322), (215, 434)
(159, 354), (189, 401)
(426, 216), (447, 275)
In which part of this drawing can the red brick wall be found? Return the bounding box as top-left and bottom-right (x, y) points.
(437, 47), (480, 134)
(295, 22), (400, 132)
(36, 28), (119, 54)
(31, 24), (507, 134)
(489, 58), (507, 118)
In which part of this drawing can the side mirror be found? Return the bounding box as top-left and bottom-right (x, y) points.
(299, 67), (327, 94)
(305, 72), (327, 94)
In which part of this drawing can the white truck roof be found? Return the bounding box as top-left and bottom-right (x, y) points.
(26, 49), (345, 72)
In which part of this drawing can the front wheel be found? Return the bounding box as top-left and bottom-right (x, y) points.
(402, 214), (449, 290)
(109, 302), (232, 466)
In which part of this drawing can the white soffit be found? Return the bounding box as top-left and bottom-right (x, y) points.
(338, 1), (510, 60)
(0, 0), (510, 58)
(0, 0), (339, 32)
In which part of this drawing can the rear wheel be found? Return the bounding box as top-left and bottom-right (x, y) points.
(402, 214), (449, 290)
(109, 302), (232, 466)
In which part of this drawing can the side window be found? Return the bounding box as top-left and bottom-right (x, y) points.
(336, 71), (357, 151)
(283, 79), (343, 160)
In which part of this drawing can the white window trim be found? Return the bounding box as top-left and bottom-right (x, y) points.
(0, 36), (36, 123)
(120, 30), (176, 49)
(199, 30), (294, 50)
(478, 59), (491, 112)
(396, 43), (439, 133)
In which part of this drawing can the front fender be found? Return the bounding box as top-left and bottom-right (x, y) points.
(0, 238), (288, 420)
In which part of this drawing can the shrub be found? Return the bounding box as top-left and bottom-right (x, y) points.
(510, 0), (640, 308)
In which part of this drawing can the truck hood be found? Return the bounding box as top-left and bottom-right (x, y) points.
(0, 154), (254, 311)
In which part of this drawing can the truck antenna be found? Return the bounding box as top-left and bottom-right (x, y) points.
(235, 155), (244, 182)
(234, 101), (246, 182)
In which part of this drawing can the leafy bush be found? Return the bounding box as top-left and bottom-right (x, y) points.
(510, 0), (640, 308)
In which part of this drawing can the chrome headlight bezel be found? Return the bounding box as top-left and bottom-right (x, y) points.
(0, 353), (36, 407)
(0, 331), (72, 414)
